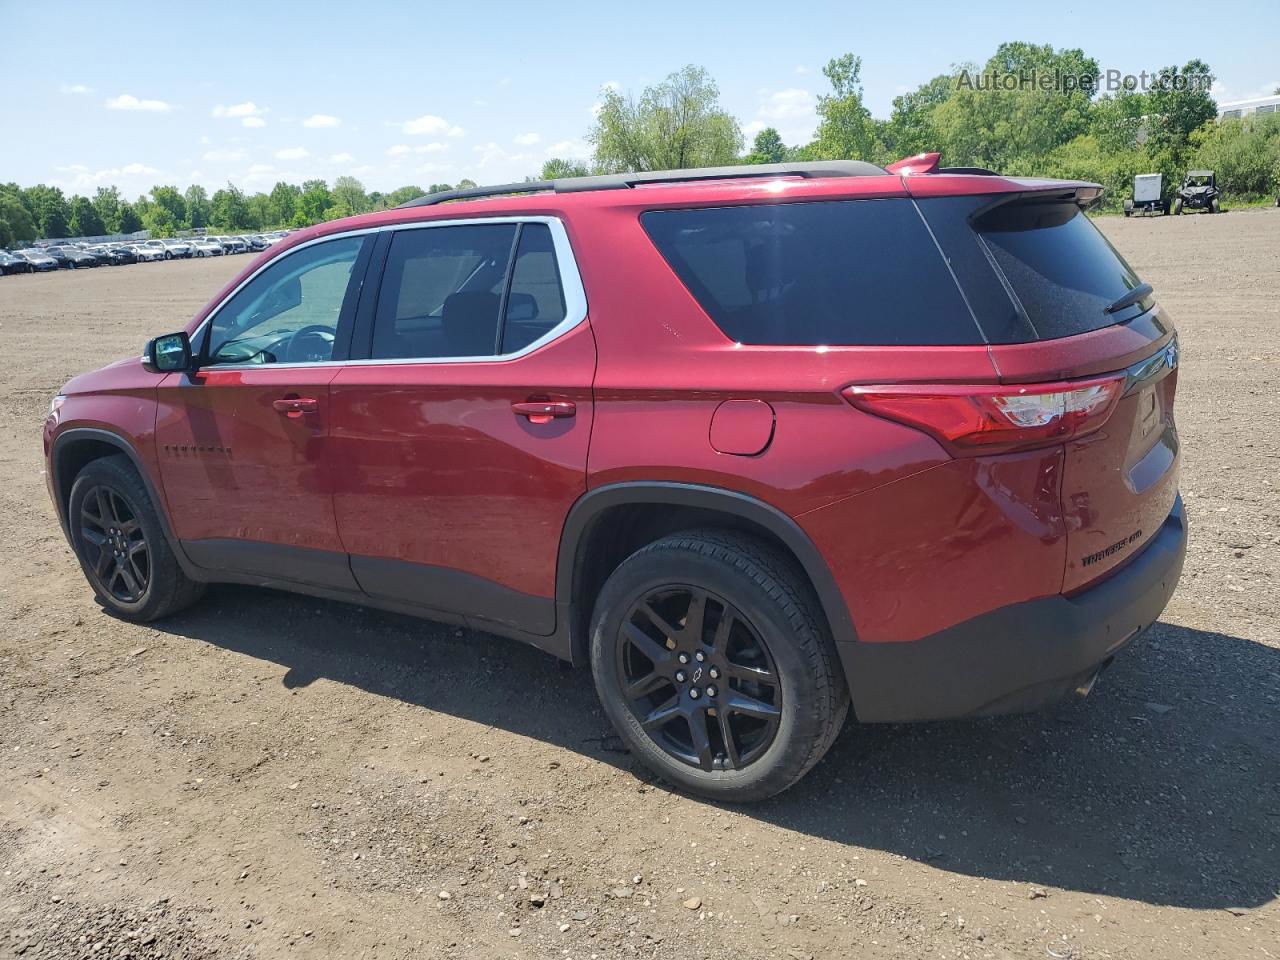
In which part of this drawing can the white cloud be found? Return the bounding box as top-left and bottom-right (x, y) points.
(794, 66), (812, 75)
(213, 101), (266, 119)
(387, 144), (411, 157)
(398, 114), (464, 137)
(249, 164), (275, 174)
(513, 132), (542, 146)
(203, 148), (247, 164)
(52, 162), (160, 191)
(275, 147), (310, 160)
(327, 152), (356, 164)
(61, 83), (92, 94)
(106, 93), (172, 112)
(242, 116), (267, 128)
(746, 88), (818, 145)
(472, 141), (530, 169)
(547, 139), (592, 161)
(302, 114), (341, 128)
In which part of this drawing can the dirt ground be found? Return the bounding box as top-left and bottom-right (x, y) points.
(0, 210), (1277, 960)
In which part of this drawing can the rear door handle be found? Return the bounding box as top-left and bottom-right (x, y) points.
(272, 397), (319, 418)
(512, 400), (576, 424)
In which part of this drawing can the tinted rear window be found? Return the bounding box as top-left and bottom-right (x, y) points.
(975, 202), (1149, 337)
(642, 199), (981, 346)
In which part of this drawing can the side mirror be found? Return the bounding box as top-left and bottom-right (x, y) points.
(143, 331), (193, 373)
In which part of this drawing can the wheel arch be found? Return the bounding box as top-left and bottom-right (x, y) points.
(50, 427), (192, 572)
(556, 482), (857, 665)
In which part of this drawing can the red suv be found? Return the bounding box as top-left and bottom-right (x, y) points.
(44, 156), (1186, 801)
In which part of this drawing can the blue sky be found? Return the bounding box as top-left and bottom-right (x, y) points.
(3, 0), (1277, 199)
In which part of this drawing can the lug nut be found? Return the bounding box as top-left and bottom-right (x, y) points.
(694, 651), (706, 662)
(689, 688), (700, 700)
(708, 667), (720, 680)
(677, 653), (689, 664)
(675, 670), (686, 683)
(706, 686), (717, 698)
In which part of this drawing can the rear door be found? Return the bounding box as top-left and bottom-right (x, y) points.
(329, 217), (594, 636)
(960, 194), (1181, 591)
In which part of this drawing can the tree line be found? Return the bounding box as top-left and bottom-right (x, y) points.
(5, 42), (1279, 246)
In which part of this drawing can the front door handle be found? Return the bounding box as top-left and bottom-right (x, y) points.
(272, 397), (319, 418)
(512, 400), (576, 424)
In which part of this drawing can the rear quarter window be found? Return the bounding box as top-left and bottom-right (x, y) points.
(974, 201), (1150, 338)
(642, 199), (982, 346)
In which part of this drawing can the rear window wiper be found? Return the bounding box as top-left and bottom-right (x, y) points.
(1105, 283), (1153, 314)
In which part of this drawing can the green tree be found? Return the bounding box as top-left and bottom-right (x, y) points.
(331, 176), (369, 216)
(0, 194), (37, 245)
(298, 179), (332, 224)
(1145, 59), (1217, 159)
(184, 185), (211, 228)
(455, 178), (477, 190)
(1191, 111), (1280, 196)
(68, 195), (106, 237)
(881, 74), (954, 158)
(117, 202), (142, 234)
(91, 186), (123, 233)
(540, 158), (591, 179)
(24, 186), (71, 239)
(142, 205), (177, 238)
(210, 183), (251, 230)
(150, 185), (188, 229)
(588, 65), (743, 172)
(812, 54), (882, 162)
(931, 43), (1099, 172)
(267, 182), (301, 227)
(246, 192), (271, 230)
(386, 185), (427, 206)
(743, 127), (788, 164)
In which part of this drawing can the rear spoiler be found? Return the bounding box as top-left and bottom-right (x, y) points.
(888, 152), (1102, 207)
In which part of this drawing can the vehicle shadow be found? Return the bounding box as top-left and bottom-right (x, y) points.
(150, 584), (1279, 911)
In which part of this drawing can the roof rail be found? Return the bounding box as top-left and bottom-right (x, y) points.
(395, 160), (888, 209)
(938, 166), (1001, 176)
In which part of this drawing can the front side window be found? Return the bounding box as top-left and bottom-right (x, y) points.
(205, 235), (365, 365)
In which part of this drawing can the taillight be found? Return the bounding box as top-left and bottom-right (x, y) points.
(844, 376), (1125, 455)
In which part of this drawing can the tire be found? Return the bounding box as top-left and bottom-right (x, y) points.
(589, 529), (849, 802)
(67, 455), (204, 622)
(1210, 198), (1220, 214)
(164, 251), (172, 260)
(1173, 199), (1183, 215)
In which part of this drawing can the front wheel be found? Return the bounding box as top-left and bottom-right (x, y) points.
(1173, 199), (1184, 215)
(1210, 198), (1221, 213)
(68, 455), (204, 621)
(590, 530), (848, 802)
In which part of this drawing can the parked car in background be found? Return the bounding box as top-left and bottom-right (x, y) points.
(128, 243), (166, 263)
(103, 245), (138, 265)
(17, 249), (58, 271)
(161, 239), (195, 258)
(44, 245), (98, 268)
(0, 249), (34, 274)
(220, 236), (249, 254)
(80, 245), (116, 267)
(240, 235), (268, 252)
(190, 237), (224, 257)
(42, 157), (1185, 801)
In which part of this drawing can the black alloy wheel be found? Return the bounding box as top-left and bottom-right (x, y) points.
(617, 585), (782, 771)
(79, 483), (149, 603)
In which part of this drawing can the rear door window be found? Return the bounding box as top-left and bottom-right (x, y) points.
(974, 201), (1151, 337)
(641, 199), (981, 346)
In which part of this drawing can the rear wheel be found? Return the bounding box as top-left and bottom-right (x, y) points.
(1174, 199), (1183, 215)
(1210, 198), (1221, 213)
(68, 455), (204, 621)
(589, 530), (848, 801)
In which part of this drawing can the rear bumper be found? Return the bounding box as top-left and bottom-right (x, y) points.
(840, 495), (1187, 723)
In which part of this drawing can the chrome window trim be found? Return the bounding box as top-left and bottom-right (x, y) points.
(192, 215), (587, 370)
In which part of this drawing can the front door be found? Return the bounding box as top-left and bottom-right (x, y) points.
(329, 218), (594, 634)
(155, 232), (373, 589)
